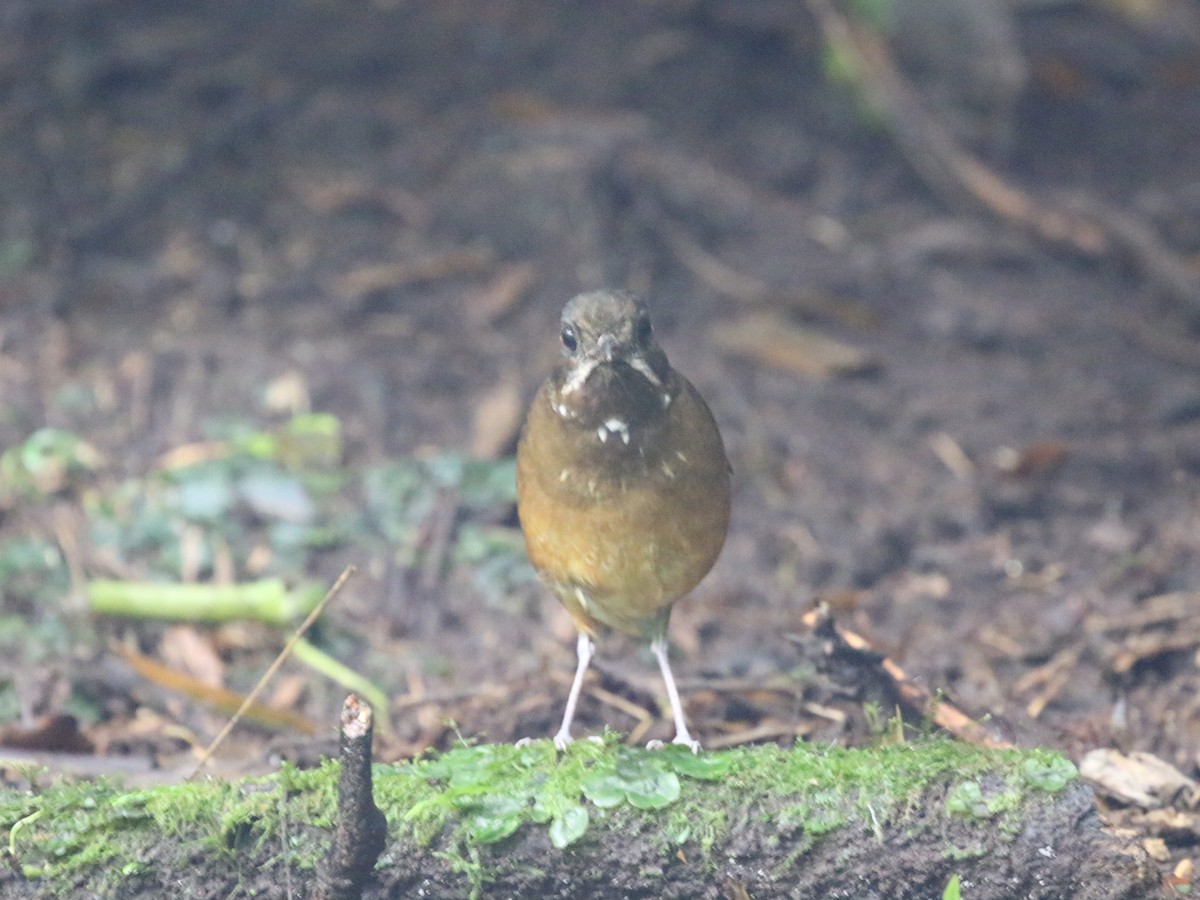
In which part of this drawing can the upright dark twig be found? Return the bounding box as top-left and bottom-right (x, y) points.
(315, 695), (388, 900)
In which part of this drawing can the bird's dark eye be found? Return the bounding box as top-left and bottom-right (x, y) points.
(634, 316), (652, 343)
(561, 325), (578, 352)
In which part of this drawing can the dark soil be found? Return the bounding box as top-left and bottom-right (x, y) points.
(1, 0), (1199, 887)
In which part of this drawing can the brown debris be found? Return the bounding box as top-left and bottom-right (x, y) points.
(992, 439), (1070, 478)
(0, 714), (94, 755)
(711, 312), (876, 379)
(463, 261), (537, 325)
(116, 643), (317, 735)
(1087, 592), (1200, 676)
(331, 247), (495, 299)
(801, 606), (1013, 749)
(804, 0), (1200, 317)
(1080, 748), (1200, 809)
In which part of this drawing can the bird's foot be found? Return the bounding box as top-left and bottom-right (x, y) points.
(551, 732), (603, 751)
(647, 734), (701, 753)
(676, 735), (702, 754)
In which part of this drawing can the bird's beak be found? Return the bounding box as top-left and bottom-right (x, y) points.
(597, 333), (617, 362)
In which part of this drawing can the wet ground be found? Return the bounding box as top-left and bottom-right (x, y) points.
(1, 0), (1200, 883)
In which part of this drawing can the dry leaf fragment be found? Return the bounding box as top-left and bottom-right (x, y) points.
(993, 439), (1069, 477)
(116, 645), (317, 735)
(711, 312), (875, 378)
(160, 624), (225, 689)
(1142, 836), (1171, 862)
(1171, 857), (1194, 887)
(1108, 627), (1200, 675)
(1129, 807), (1200, 842)
(1080, 748), (1199, 808)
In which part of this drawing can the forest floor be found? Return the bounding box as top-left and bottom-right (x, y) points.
(1, 0), (1199, 887)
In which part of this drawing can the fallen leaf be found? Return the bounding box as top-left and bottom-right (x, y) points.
(1171, 857), (1193, 886)
(711, 313), (875, 378)
(160, 625), (225, 689)
(115, 645), (317, 734)
(1080, 748), (1198, 808)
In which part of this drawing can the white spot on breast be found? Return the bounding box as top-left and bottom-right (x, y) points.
(559, 468), (571, 482)
(661, 462), (675, 480)
(603, 418), (630, 445)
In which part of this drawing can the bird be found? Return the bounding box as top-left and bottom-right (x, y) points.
(516, 289), (731, 751)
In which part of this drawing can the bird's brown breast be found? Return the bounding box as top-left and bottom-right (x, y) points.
(516, 371), (730, 639)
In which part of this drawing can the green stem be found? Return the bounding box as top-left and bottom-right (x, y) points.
(87, 578), (322, 626)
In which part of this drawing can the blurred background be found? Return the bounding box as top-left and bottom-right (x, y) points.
(1, 0), (1199, 877)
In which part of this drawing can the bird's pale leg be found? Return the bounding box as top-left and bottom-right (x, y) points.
(650, 637), (700, 752)
(553, 631), (595, 750)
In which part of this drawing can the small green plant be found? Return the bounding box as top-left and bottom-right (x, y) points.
(1020, 755), (1076, 793)
(862, 702), (907, 744)
(945, 780), (1022, 819)
(0, 427), (102, 505)
(404, 740), (734, 855)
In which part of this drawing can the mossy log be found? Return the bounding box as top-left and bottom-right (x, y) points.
(0, 739), (1162, 899)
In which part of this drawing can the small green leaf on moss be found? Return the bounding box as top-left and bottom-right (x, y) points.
(665, 812), (692, 846)
(548, 804), (589, 849)
(625, 770), (680, 810)
(660, 746), (734, 780)
(1020, 755), (1076, 793)
(464, 794), (525, 844)
(466, 810), (522, 844)
(580, 774), (628, 809)
(616, 752), (682, 809)
(529, 795), (553, 824)
(943, 873), (962, 900)
(945, 781), (991, 818)
(581, 749), (684, 811)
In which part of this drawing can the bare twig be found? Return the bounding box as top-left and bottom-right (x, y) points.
(188, 565), (357, 779)
(801, 606), (1013, 749)
(803, 0), (1200, 316)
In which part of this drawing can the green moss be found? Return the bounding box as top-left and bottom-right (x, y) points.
(0, 738), (1078, 896)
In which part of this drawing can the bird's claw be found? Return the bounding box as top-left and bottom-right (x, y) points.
(551, 732), (604, 751)
(646, 735), (701, 753)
